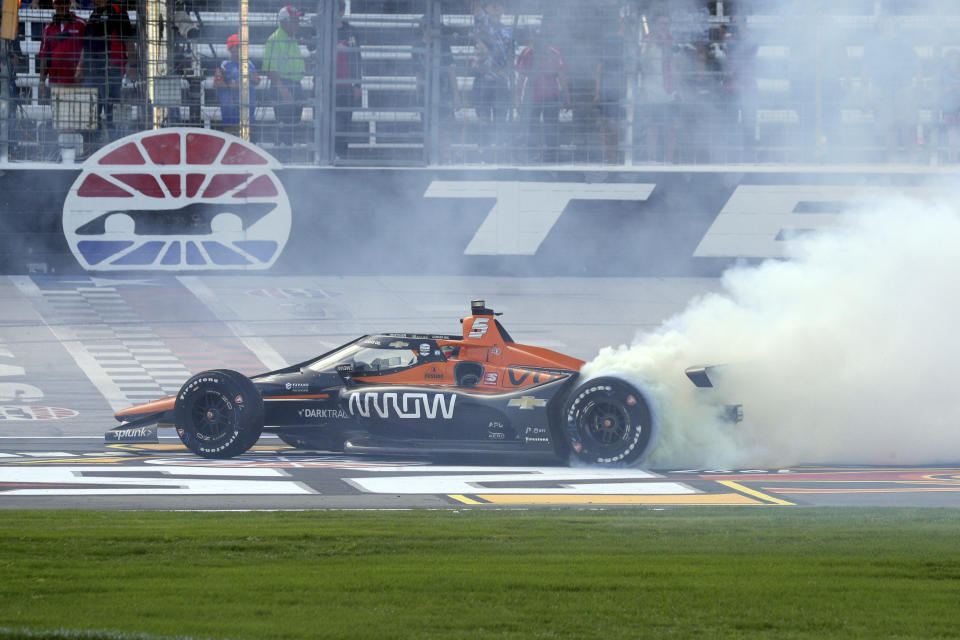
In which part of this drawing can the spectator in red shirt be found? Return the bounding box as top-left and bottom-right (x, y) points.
(38, 0), (86, 98)
(516, 23), (569, 163)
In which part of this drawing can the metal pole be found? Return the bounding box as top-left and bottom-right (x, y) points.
(146, 0), (163, 128)
(0, 39), (9, 163)
(814, 0), (824, 161)
(316, 0), (333, 165)
(426, 0), (438, 165)
(239, 0), (249, 140)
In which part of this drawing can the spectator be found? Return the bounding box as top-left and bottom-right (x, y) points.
(83, 0), (137, 136)
(862, 17), (920, 162)
(515, 23), (569, 163)
(5, 33), (21, 100)
(214, 34), (260, 138)
(334, 0), (361, 158)
(939, 50), (960, 163)
(416, 20), (461, 162)
(637, 12), (677, 162)
(594, 4), (636, 163)
(3, 15), (22, 152)
(471, 0), (513, 157)
(38, 0), (85, 99)
(263, 5), (307, 146)
(718, 13), (758, 161)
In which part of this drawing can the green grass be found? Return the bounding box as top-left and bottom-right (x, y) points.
(1, 509), (959, 639)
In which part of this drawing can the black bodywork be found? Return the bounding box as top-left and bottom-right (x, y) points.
(249, 336), (580, 458)
(108, 300), (691, 465)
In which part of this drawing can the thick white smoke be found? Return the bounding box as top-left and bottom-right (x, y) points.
(583, 195), (960, 468)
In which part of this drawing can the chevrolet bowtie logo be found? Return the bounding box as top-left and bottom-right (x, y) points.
(388, 341), (408, 348)
(508, 396), (547, 410)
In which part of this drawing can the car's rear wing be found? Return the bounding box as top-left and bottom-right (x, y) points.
(685, 365), (743, 423)
(685, 365), (721, 388)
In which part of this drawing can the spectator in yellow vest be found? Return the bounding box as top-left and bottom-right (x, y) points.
(264, 5), (307, 145)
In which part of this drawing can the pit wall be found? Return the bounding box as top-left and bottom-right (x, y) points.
(2, 164), (958, 276)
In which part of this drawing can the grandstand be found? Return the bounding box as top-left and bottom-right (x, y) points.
(2, 0), (960, 166)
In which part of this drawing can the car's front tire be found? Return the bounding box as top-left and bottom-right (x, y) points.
(174, 369), (263, 458)
(563, 377), (656, 466)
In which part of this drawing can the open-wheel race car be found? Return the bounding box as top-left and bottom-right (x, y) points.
(108, 300), (680, 466)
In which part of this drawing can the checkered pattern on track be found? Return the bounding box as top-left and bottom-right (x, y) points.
(32, 277), (265, 405)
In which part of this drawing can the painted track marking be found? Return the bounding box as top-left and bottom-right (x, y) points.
(717, 480), (795, 506)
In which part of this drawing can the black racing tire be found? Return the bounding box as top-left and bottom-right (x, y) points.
(563, 377), (656, 466)
(276, 431), (345, 452)
(174, 369), (263, 458)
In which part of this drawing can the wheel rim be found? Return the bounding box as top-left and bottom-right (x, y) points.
(191, 390), (234, 440)
(582, 399), (629, 445)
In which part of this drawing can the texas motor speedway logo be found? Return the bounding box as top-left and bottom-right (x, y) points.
(62, 128), (291, 271)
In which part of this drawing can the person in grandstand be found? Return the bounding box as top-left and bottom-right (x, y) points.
(415, 19), (462, 161)
(515, 21), (569, 163)
(470, 0), (513, 158)
(334, 0), (361, 158)
(263, 5), (310, 146)
(636, 11), (677, 163)
(862, 16), (920, 162)
(717, 12), (758, 162)
(214, 34), (260, 138)
(83, 0), (137, 136)
(38, 0), (85, 98)
(938, 50), (960, 163)
(594, 4), (636, 164)
(3, 8), (23, 145)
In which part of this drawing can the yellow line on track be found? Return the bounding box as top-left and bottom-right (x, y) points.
(473, 493), (763, 505)
(448, 494), (485, 505)
(772, 487), (960, 494)
(11, 457), (135, 465)
(717, 480), (795, 505)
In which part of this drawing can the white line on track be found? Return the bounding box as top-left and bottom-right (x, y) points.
(10, 276), (132, 411)
(177, 276), (288, 370)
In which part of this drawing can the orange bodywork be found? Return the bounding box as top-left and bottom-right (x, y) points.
(115, 395), (176, 418)
(115, 312), (586, 422)
(353, 313), (585, 391)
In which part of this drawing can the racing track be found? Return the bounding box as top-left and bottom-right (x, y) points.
(2, 274), (959, 510)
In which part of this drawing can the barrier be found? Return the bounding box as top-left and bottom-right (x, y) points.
(2, 132), (959, 275)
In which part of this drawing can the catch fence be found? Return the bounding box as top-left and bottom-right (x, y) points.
(1, 0), (959, 165)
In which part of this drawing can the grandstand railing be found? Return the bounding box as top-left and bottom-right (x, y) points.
(1, 0), (959, 166)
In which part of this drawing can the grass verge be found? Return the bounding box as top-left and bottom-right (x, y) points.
(1, 508), (959, 639)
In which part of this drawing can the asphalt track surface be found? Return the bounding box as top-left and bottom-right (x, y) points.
(2, 274), (959, 510)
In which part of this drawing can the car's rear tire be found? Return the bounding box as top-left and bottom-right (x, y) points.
(563, 377), (656, 466)
(174, 369), (263, 458)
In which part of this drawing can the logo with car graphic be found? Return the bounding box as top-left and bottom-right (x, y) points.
(62, 128), (291, 271)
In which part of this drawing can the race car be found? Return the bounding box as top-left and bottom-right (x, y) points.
(108, 300), (692, 466)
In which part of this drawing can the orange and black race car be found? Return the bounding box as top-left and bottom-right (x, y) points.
(107, 300), (666, 466)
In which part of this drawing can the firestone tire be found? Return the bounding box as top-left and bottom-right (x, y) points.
(175, 369), (264, 459)
(563, 377), (656, 466)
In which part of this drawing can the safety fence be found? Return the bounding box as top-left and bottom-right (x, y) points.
(2, 0), (960, 165)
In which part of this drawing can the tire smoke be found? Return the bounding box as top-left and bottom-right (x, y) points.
(583, 196), (960, 468)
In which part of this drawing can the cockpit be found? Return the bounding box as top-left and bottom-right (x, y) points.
(305, 336), (443, 376)
(351, 348), (418, 374)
